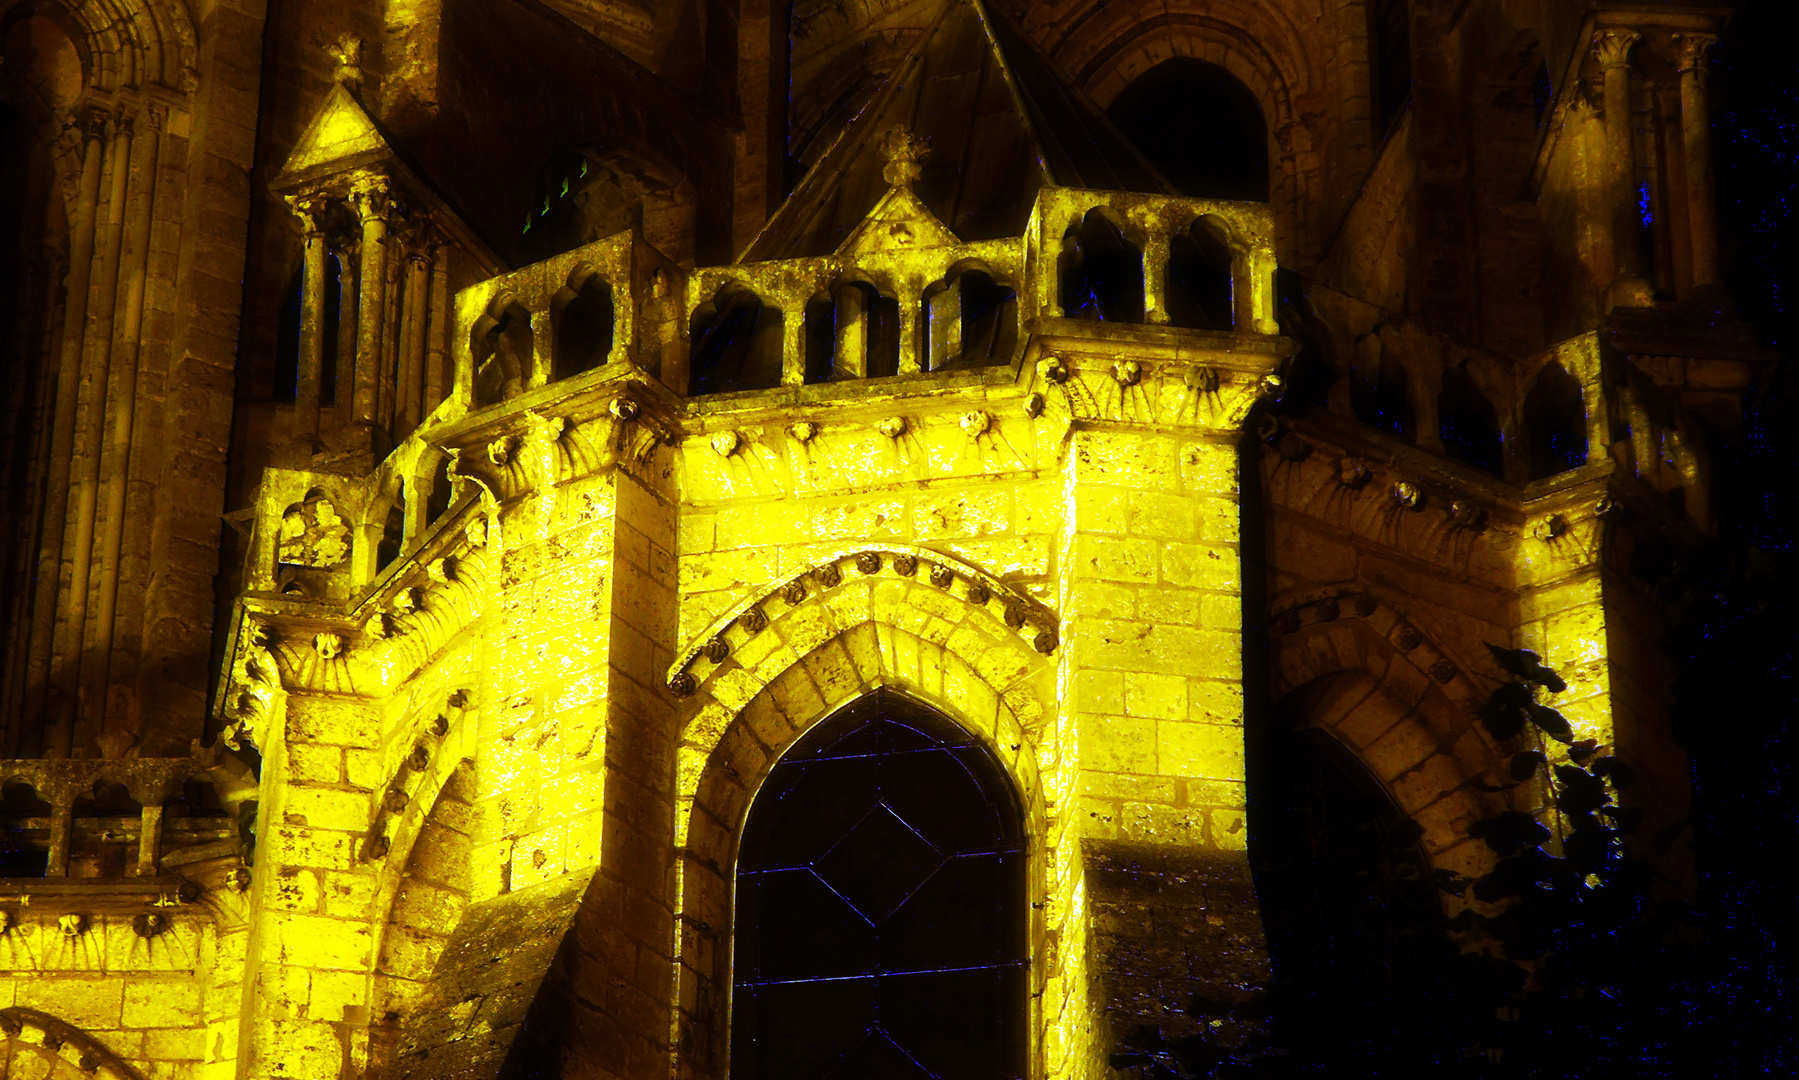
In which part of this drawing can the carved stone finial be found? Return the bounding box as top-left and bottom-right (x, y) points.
(329, 34), (364, 85)
(1593, 29), (1640, 72)
(881, 126), (926, 187)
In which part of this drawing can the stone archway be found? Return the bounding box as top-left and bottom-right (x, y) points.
(664, 551), (1062, 1080)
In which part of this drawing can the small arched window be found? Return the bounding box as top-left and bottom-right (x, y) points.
(1438, 365), (1503, 476)
(1525, 361), (1588, 480)
(925, 268), (1018, 371)
(1060, 210), (1144, 323)
(552, 273), (614, 380)
(690, 283), (784, 395)
(732, 692), (1027, 1080)
(1350, 332), (1413, 439)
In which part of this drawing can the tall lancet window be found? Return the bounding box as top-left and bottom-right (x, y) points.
(731, 691), (1028, 1080)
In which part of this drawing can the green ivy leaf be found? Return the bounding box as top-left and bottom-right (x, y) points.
(1509, 750), (1548, 780)
(1479, 682), (1532, 740)
(1485, 643), (1569, 692)
(1527, 703), (1574, 742)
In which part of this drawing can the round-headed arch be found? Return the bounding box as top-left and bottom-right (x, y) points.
(1267, 589), (1517, 879)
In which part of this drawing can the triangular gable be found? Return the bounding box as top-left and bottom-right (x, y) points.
(835, 176), (962, 257)
(281, 82), (391, 178)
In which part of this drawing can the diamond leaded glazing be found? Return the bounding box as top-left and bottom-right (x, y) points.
(731, 692), (1027, 1080)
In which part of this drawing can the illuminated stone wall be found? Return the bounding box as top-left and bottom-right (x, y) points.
(0, 0), (1749, 1078)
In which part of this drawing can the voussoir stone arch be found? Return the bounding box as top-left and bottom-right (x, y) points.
(1267, 589), (1513, 879)
(0, 1008), (148, 1080)
(9, 0), (199, 94)
(666, 559), (1061, 1080)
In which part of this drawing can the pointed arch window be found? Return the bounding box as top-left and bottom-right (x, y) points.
(731, 691), (1028, 1080)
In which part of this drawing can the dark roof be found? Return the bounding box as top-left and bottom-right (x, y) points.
(741, 0), (1171, 262)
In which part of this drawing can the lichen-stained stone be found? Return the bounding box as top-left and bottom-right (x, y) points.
(378, 870), (597, 1080)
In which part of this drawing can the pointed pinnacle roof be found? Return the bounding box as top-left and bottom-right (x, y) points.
(741, 0), (1172, 263)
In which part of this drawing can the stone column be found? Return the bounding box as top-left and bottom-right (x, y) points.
(291, 196), (329, 446)
(1141, 232), (1171, 325)
(90, 103), (167, 736)
(424, 242), (451, 417)
(397, 249), (431, 434)
(834, 284), (867, 379)
(350, 175), (392, 429)
(1672, 32), (1720, 292)
(28, 110), (106, 757)
(1595, 29), (1652, 308)
(55, 110), (134, 751)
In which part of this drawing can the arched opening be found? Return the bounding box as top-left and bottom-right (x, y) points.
(1370, 0), (1413, 137)
(0, 781), (51, 876)
(1438, 365), (1503, 476)
(806, 280), (899, 382)
(1167, 216), (1236, 330)
(925, 267), (1018, 371)
(376, 495), (405, 572)
(1350, 332), (1414, 439)
(1525, 361), (1588, 480)
(424, 453), (456, 525)
(472, 302), (533, 407)
(1106, 58), (1269, 201)
(70, 781), (141, 878)
(1249, 685), (1458, 1069)
(689, 282), (784, 395)
(1060, 210), (1143, 323)
(552, 273), (614, 381)
(731, 691), (1027, 1080)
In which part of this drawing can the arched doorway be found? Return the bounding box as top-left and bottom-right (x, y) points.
(730, 691), (1027, 1080)
(1248, 677), (1466, 1069)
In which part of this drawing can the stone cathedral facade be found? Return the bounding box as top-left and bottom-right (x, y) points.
(0, 0), (1755, 1078)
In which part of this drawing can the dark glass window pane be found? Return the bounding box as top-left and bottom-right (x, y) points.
(732, 692), (1027, 1080)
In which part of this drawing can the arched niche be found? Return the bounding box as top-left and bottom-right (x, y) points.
(804, 279), (899, 383)
(1524, 360), (1587, 480)
(1167, 215), (1236, 330)
(471, 300), (534, 407)
(1249, 670), (1464, 1070)
(1438, 365), (1503, 477)
(924, 264), (1017, 372)
(0, 780), (51, 876)
(1106, 58), (1269, 202)
(729, 690), (1027, 1080)
(1350, 330), (1413, 439)
(1059, 209), (1143, 323)
(689, 281), (783, 395)
(551, 270), (614, 381)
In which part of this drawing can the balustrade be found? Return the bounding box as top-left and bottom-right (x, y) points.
(0, 759), (238, 882)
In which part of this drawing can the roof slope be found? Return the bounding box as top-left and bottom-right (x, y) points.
(742, 0), (1170, 262)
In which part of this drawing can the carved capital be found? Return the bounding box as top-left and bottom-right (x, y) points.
(1671, 32), (1717, 75)
(1593, 29), (1641, 73)
(285, 193), (330, 236)
(348, 175), (393, 223)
